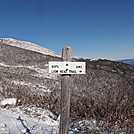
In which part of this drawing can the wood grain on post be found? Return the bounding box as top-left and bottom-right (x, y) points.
(60, 46), (72, 134)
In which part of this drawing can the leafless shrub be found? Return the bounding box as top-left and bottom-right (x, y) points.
(70, 80), (134, 134)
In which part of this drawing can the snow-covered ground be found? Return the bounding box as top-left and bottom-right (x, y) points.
(0, 99), (59, 134)
(0, 108), (59, 134)
(0, 99), (126, 134)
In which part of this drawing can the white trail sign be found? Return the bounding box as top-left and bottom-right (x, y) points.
(49, 62), (86, 74)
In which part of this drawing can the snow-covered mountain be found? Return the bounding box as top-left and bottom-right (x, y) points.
(0, 38), (61, 57)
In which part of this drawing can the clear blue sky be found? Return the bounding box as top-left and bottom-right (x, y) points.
(0, 0), (134, 60)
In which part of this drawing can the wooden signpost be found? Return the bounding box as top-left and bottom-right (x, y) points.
(49, 46), (86, 134)
(60, 46), (72, 134)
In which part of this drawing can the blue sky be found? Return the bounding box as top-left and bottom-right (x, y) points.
(0, 0), (134, 60)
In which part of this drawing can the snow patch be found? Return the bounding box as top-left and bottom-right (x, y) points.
(0, 107), (59, 134)
(28, 66), (57, 80)
(0, 62), (58, 80)
(0, 98), (17, 106)
(12, 80), (51, 93)
(0, 62), (24, 68)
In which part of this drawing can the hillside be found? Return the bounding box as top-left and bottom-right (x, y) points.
(0, 38), (134, 134)
(0, 38), (61, 57)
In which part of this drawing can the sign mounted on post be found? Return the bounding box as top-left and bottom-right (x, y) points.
(49, 62), (86, 74)
(48, 46), (86, 134)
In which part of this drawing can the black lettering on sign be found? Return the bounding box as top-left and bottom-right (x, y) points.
(52, 70), (58, 73)
(69, 70), (76, 73)
(52, 65), (59, 68)
(60, 70), (67, 73)
(76, 66), (82, 68)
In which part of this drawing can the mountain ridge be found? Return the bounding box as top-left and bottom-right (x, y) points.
(0, 38), (61, 57)
(117, 58), (134, 66)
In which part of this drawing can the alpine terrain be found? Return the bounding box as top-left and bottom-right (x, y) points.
(0, 38), (134, 134)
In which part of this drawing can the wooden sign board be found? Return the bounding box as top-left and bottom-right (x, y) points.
(49, 62), (86, 74)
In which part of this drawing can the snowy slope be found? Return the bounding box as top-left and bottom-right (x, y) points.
(0, 105), (59, 134)
(0, 38), (61, 57)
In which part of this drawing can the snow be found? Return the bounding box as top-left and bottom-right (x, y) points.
(0, 62), (58, 80)
(26, 65), (58, 80)
(0, 99), (125, 134)
(0, 98), (17, 106)
(0, 38), (61, 57)
(0, 62), (24, 68)
(0, 106), (59, 134)
(12, 80), (51, 93)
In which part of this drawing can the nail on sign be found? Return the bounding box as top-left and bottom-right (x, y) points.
(49, 62), (86, 74)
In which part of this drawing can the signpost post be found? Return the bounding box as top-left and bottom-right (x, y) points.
(60, 46), (72, 134)
(49, 46), (85, 134)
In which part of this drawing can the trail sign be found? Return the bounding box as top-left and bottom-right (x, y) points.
(48, 46), (86, 134)
(49, 62), (86, 74)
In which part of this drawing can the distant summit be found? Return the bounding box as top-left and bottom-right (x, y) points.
(117, 59), (134, 66)
(0, 38), (61, 57)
